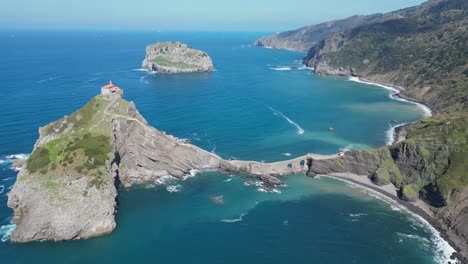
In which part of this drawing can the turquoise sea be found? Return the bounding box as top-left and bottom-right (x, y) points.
(0, 31), (453, 263)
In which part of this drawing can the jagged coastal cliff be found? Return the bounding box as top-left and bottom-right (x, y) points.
(142, 41), (214, 74)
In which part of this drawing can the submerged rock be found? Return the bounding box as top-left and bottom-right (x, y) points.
(142, 41), (214, 74)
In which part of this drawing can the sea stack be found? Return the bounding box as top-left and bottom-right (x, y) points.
(142, 41), (214, 74)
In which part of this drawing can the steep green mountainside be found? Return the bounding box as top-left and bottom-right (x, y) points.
(252, 13), (404, 52)
(383, 111), (467, 204)
(304, 0), (468, 112)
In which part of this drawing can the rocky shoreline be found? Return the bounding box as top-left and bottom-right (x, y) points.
(323, 173), (461, 262)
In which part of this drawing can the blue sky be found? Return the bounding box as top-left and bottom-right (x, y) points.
(2, 0), (427, 31)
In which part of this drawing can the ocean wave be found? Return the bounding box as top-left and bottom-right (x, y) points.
(339, 145), (354, 152)
(37, 77), (58, 83)
(224, 178), (233, 182)
(0, 222), (16, 242)
(221, 213), (248, 223)
(281, 152), (292, 157)
(6, 154), (30, 160)
(328, 176), (458, 263)
(1, 153), (30, 171)
(397, 232), (431, 246)
(348, 77), (432, 117)
(181, 169), (200, 180)
(268, 107), (305, 135)
(1, 177), (14, 182)
(133, 68), (157, 75)
(85, 77), (99, 83)
(166, 184), (182, 193)
(386, 122), (409, 146)
(257, 187), (282, 194)
(270, 67), (293, 71)
(154, 175), (177, 185)
(349, 213), (368, 218)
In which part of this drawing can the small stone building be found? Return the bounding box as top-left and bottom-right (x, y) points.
(101, 81), (119, 95)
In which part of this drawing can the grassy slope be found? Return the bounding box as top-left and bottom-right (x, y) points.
(402, 111), (468, 202)
(25, 95), (129, 192)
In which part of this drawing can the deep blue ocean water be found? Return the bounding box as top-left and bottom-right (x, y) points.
(0, 31), (452, 263)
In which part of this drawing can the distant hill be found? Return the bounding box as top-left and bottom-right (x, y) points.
(304, 0), (467, 113)
(252, 13), (406, 52)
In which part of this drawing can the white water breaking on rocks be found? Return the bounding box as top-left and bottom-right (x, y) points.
(327, 176), (458, 264)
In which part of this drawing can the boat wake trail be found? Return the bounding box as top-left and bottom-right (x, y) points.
(268, 107), (305, 135)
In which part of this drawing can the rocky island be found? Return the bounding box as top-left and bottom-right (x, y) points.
(141, 41), (214, 74)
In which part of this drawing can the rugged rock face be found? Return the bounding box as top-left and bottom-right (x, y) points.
(252, 14), (404, 52)
(142, 41), (214, 74)
(8, 94), (120, 242)
(112, 104), (221, 185)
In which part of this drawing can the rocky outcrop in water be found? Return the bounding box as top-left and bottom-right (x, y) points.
(142, 41), (214, 74)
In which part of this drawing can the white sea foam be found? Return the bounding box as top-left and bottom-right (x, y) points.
(166, 184), (182, 193)
(154, 175), (177, 185)
(190, 169), (200, 177)
(192, 133), (201, 141)
(37, 77), (57, 83)
(349, 213), (368, 218)
(271, 188), (282, 194)
(254, 181), (264, 187)
(348, 77), (432, 117)
(281, 152), (292, 157)
(224, 178), (233, 182)
(270, 67), (293, 71)
(257, 187), (281, 194)
(385, 122), (409, 146)
(86, 77), (99, 82)
(221, 213), (248, 223)
(339, 145), (354, 152)
(133, 68), (157, 75)
(0, 185), (4, 194)
(6, 154), (30, 160)
(211, 143), (217, 153)
(268, 107), (305, 135)
(326, 175), (458, 263)
(0, 222), (16, 242)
